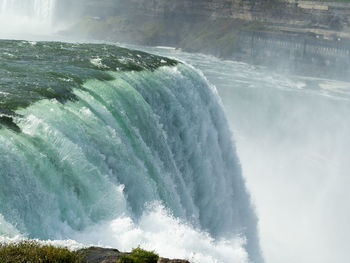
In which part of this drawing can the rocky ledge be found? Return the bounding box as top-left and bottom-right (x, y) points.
(79, 247), (190, 263)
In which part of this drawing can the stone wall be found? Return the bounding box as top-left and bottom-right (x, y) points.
(236, 30), (350, 78)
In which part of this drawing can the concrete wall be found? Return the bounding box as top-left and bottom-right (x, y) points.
(236, 30), (350, 78)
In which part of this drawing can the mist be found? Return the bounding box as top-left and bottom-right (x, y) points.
(0, 0), (82, 39)
(225, 73), (350, 263)
(200, 56), (350, 263)
(0, 0), (53, 38)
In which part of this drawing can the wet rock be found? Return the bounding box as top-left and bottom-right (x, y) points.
(158, 258), (190, 263)
(78, 246), (190, 263)
(79, 247), (123, 263)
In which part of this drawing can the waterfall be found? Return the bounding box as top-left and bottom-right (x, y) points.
(0, 40), (263, 263)
(0, 0), (55, 21)
(0, 0), (56, 38)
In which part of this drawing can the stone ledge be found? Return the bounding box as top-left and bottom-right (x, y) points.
(79, 247), (190, 263)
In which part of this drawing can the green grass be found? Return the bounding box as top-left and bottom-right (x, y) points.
(118, 247), (159, 263)
(0, 241), (80, 263)
(0, 242), (161, 263)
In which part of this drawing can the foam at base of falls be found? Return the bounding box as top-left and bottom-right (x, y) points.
(74, 204), (249, 263)
(0, 204), (249, 263)
(0, 214), (20, 238)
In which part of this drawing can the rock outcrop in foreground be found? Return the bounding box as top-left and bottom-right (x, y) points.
(79, 247), (190, 263)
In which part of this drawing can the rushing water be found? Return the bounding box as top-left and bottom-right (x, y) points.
(134, 46), (350, 263)
(0, 40), (262, 263)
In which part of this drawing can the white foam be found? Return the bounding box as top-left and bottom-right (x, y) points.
(90, 57), (108, 69)
(70, 204), (248, 263)
(0, 205), (248, 263)
(0, 214), (21, 239)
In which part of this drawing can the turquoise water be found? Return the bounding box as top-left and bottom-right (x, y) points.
(0, 40), (261, 263)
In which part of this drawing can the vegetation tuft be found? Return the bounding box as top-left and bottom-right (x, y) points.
(118, 247), (159, 263)
(0, 241), (80, 263)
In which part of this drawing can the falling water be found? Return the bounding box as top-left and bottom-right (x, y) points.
(0, 40), (263, 263)
(0, 0), (56, 38)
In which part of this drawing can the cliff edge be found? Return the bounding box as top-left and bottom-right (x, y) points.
(63, 0), (350, 79)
